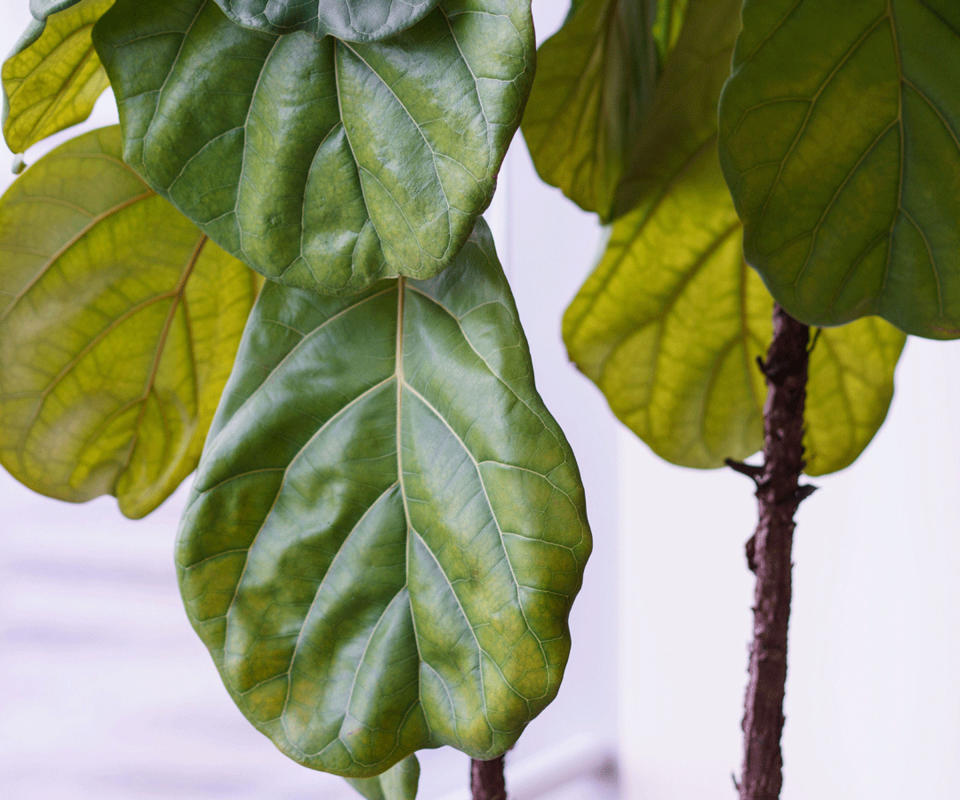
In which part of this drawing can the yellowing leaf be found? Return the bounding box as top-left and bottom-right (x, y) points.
(2, 0), (115, 153)
(0, 127), (258, 518)
(564, 143), (905, 475)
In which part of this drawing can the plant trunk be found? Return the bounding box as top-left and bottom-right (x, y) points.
(471, 757), (507, 800)
(738, 304), (812, 800)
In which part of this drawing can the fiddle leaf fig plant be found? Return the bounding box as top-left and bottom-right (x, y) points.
(1, 1), (587, 798)
(523, 0), (954, 798)
(8, 0), (959, 797)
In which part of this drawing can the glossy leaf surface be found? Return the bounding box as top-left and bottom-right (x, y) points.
(94, 0), (535, 295)
(522, 0), (660, 220)
(177, 221), (591, 775)
(719, 0), (960, 339)
(347, 756), (420, 800)
(0, 127), (257, 518)
(214, 0), (441, 41)
(2, 0), (114, 153)
(564, 0), (904, 475)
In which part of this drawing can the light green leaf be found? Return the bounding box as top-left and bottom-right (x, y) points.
(2, 0), (115, 153)
(213, 0), (441, 41)
(347, 756), (420, 800)
(0, 126), (258, 518)
(176, 220), (590, 775)
(563, 143), (905, 475)
(564, 0), (904, 475)
(522, 0), (661, 220)
(93, 0), (534, 295)
(718, 0), (960, 339)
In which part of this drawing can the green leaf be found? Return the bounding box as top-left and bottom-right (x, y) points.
(93, 0), (535, 295)
(522, 0), (661, 220)
(176, 220), (590, 775)
(213, 0), (441, 41)
(718, 0), (960, 339)
(0, 126), (258, 518)
(2, 0), (115, 153)
(347, 756), (420, 800)
(563, 143), (905, 475)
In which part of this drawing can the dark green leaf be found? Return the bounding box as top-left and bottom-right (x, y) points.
(522, 0), (661, 220)
(347, 756), (420, 800)
(2, 0), (114, 153)
(213, 0), (441, 41)
(719, 0), (960, 339)
(93, 0), (535, 295)
(177, 220), (591, 775)
(0, 127), (258, 518)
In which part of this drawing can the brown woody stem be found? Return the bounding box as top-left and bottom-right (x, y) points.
(737, 304), (813, 800)
(471, 757), (507, 800)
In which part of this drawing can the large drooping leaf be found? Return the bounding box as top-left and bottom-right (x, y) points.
(0, 127), (258, 518)
(176, 219), (591, 776)
(563, 143), (905, 475)
(563, 0), (905, 475)
(213, 0), (441, 41)
(347, 756), (420, 800)
(522, 0), (661, 220)
(2, 0), (114, 153)
(718, 0), (960, 339)
(93, 0), (535, 295)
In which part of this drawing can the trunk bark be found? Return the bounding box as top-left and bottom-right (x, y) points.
(471, 757), (507, 800)
(737, 304), (812, 800)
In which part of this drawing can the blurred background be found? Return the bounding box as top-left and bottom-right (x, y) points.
(1, 1), (959, 798)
